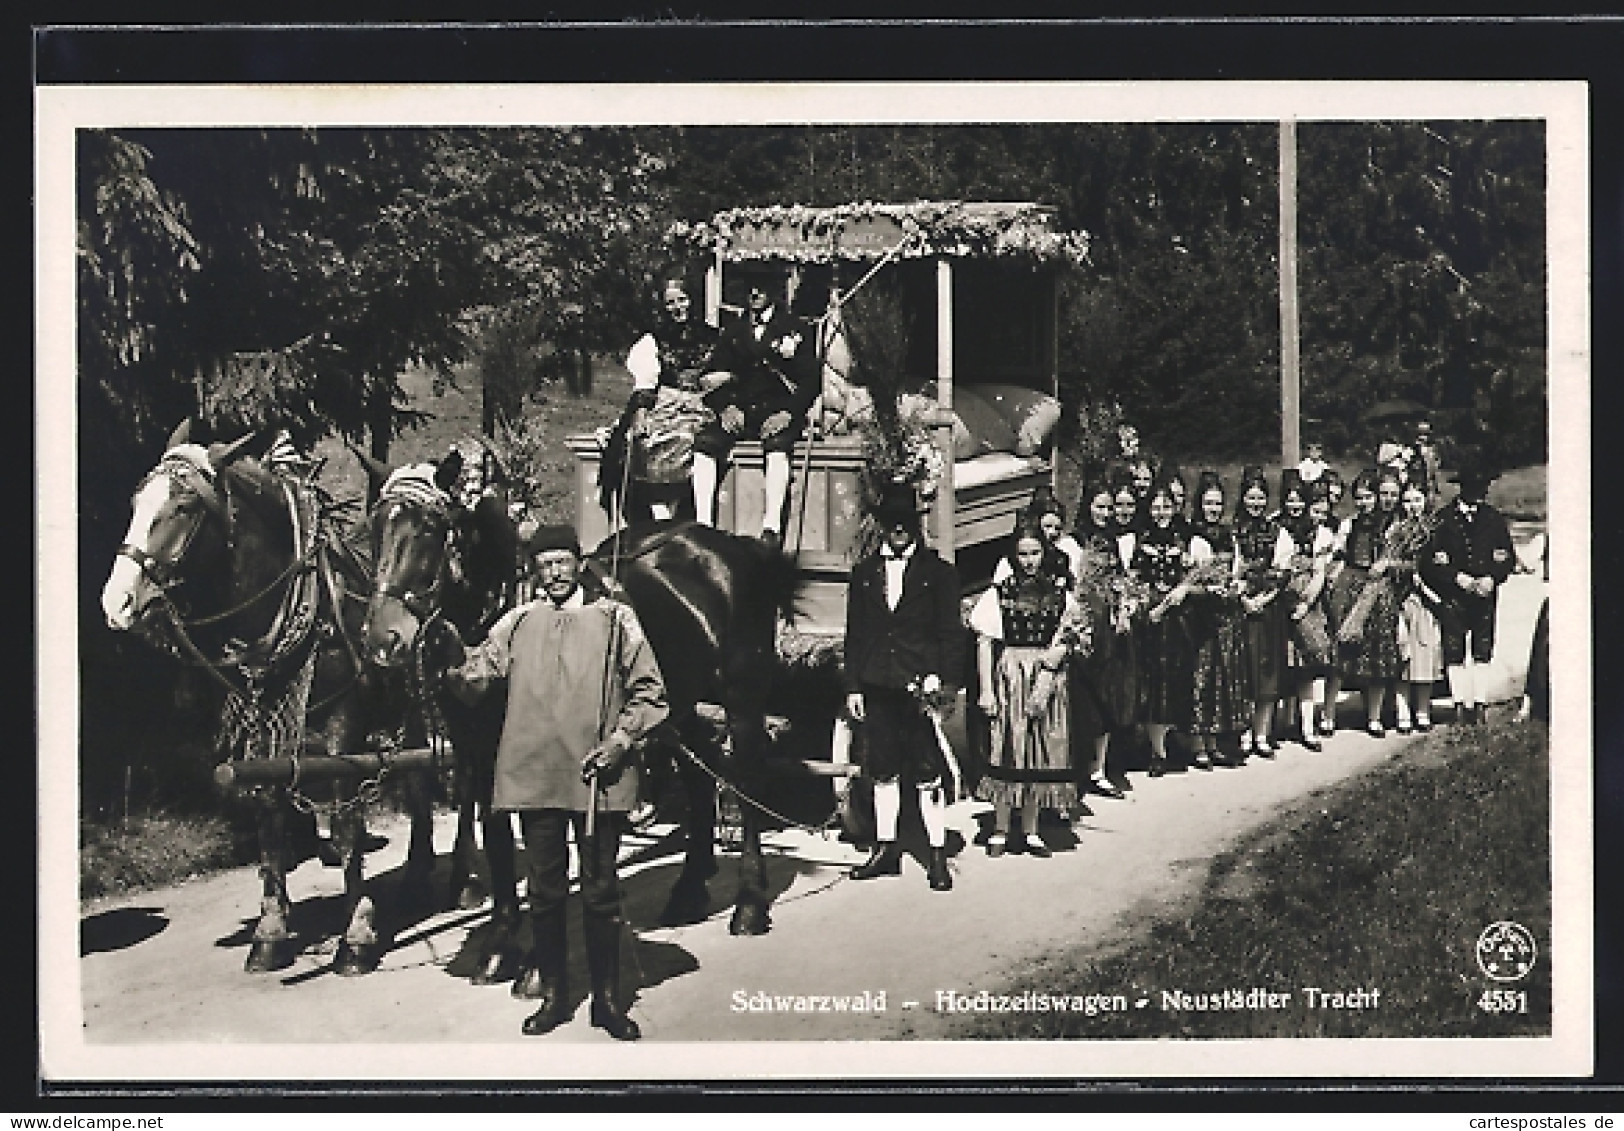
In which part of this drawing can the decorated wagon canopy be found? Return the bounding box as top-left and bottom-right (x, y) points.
(668, 200), (1090, 266)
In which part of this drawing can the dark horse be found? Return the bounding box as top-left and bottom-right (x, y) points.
(360, 450), (802, 943)
(99, 424), (438, 975)
(354, 447), (527, 981)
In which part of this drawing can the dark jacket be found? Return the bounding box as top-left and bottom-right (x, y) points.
(712, 307), (820, 420)
(843, 545), (966, 693)
(1418, 501), (1515, 607)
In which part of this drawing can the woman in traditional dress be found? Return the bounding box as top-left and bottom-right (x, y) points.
(1130, 479), (1198, 776)
(1112, 478), (1142, 538)
(1331, 469), (1406, 736)
(1279, 478), (1338, 750)
(1069, 478), (1139, 799)
(1186, 471), (1253, 769)
(1233, 467), (1295, 757)
(972, 520), (1087, 856)
(993, 486), (1083, 584)
(614, 279), (724, 520)
(1393, 480), (1444, 734)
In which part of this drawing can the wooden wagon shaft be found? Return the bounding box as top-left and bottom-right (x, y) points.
(213, 748), (443, 791)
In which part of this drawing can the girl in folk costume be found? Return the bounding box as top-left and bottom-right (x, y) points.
(1330, 469), (1406, 736)
(972, 520), (1090, 856)
(1163, 463), (1192, 540)
(1111, 477), (1142, 541)
(1185, 471), (1254, 769)
(1279, 477), (1340, 750)
(1129, 479), (1199, 776)
(1068, 478), (1141, 800)
(1125, 456), (1156, 535)
(1392, 480), (1444, 733)
(993, 486), (1084, 584)
(1233, 467), (1296, 757)
(615, 279), (725, 521)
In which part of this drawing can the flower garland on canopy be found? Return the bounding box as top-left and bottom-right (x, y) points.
(667, 200), (1091, 266)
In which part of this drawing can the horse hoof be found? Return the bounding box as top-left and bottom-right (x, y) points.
(511, 967), (550, 1000)
(333, 940), (381, 977)
(659, 884), (711, 927)
(245, 939), (296, 973)
(456, 880), (490, 911)
(728, 903), (770, 937)
(470, 949), (522, 986)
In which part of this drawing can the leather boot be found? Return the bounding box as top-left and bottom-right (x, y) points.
(584, 912), (641, 1041)
(849, 842), (902, 880)
(471, 903), (524, 986)
(926, 847), (952, 891)
(516, 906), (570, 1035)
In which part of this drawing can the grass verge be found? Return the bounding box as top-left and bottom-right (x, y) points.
(80, 813), (253, 902)
(958, 716), (1551, 1038)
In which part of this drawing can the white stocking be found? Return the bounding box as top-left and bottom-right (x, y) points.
(872, 779), (901, 843)
(762, 450), (790, 534)
(918, 783), (947, 849)
(1447, 663), (1476, 708)
(691, 453), (719, 526)
(830, 717), (853, 766)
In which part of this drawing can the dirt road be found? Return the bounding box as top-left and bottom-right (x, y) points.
(71, 572), (1545, 1051)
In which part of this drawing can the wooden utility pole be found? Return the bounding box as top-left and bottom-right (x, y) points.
(1279, 117), (1301, 470)
(935, 257), (956, 560)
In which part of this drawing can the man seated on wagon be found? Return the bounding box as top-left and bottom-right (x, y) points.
(693, 283), (821, 550)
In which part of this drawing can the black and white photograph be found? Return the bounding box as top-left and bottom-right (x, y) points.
(35, 42), (1594, 1087)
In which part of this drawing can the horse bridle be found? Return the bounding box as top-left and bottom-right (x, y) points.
(371, 494), (458, 628)
(118, 457), (223, 598)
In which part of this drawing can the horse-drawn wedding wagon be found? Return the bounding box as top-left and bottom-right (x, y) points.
(568, 200), (1089, 630)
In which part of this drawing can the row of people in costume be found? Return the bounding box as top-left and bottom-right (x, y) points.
(955, 457), (1516, 855)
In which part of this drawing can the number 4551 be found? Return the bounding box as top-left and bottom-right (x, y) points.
(1478, 989), (1529, 1013)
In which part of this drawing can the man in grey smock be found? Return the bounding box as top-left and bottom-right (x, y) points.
(445, 523), (668, 1040)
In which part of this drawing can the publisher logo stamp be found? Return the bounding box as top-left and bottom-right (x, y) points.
(1476, 921), (1537, 983)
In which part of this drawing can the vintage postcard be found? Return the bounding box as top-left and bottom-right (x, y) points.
(37, 72), (1591, 1084)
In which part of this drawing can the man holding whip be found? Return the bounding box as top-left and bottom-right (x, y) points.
(842, 483), (966, 892)
(443, 524), (668, 1040)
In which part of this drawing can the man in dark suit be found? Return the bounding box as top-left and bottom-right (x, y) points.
(1418, 455), (1516, 725)
(843, 484), (966, 891)
(693, 283), (821, 549)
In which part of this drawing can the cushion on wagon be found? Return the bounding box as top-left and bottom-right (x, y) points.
(946, 387), (1019, 459)
(969, 384), (1063, 457)
(897, 391), (1019, 460)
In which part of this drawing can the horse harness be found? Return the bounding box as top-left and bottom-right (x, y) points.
(124, 451), (381, 811)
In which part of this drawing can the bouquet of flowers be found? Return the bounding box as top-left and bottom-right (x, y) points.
(1337, 513), (1438, 645)
(1109, 571), (1154, 634)
(1026, 600), (1095, 719)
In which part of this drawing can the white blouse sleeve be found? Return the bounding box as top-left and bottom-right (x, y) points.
(1188, 535), (1214, 565)
(990, 556), (1014, 584)
(1270, 527), (1297, 570)
(968, 586), (1004, 641)
(1117, 532), (1137, 572)
(625, 333), (661, 390)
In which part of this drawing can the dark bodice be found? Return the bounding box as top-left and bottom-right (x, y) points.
(1077, 524), (1124, 571)
(1190, 521), (1236, 558)
(653, 319), (718, 389)
(995, 573), (1069, 648)
(1280, 514), (1318, 556)
(1131, 525), (1189, 593)
(1233, 515), (1280, 567)
(1344, 512), (1391, 569)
